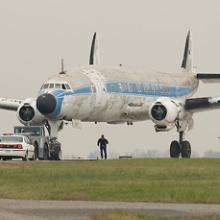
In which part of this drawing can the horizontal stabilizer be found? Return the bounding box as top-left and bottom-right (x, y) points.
(197, 73), (220, 83)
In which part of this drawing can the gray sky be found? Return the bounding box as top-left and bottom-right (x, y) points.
(0, 0), (220, 158)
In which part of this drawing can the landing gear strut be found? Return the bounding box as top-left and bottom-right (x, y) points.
(170, 122), (191, 158)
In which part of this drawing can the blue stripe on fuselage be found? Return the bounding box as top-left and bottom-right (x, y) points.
(47, 82), (194, 118)
(49, 87), (92, 117)
(105, 82), (194, 97)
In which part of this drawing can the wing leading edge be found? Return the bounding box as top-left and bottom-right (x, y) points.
(0, 98), (22, 111)
(197, 73), (220, 83)
(185, 97), (220, 113)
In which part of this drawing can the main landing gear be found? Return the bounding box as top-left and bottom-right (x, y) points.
(170, 122), (191, 158)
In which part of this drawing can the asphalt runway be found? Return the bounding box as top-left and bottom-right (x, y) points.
(0, 199), (220, 220)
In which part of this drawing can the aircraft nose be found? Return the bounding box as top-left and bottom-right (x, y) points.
(36, 93), (56, 115)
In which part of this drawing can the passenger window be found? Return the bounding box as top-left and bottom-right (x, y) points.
(49, 84), (54, 89)
(62, 84), (66, 90)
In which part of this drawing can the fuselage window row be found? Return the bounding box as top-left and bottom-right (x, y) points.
(105, 82), (178, 96)
(41, 83), (71, 90)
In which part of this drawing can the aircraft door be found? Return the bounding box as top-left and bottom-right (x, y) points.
(83, 69), (107, 109)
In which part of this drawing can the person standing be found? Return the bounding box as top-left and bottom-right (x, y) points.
(97, 134), (109, 160)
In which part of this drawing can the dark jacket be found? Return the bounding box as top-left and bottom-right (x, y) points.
(97, 138), (109, 148)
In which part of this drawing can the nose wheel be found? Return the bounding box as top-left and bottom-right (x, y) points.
(170, 131), (191, 158)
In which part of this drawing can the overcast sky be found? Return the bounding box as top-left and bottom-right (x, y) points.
(1, 0), (220, 158)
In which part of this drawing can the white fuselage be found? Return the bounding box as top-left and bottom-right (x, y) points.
(39, 66), (199, 123)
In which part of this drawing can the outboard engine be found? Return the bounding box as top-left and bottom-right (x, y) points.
(17, 98), (45, 125)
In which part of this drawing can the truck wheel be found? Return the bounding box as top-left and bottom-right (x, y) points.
(43, 144), (49, 160)
(58, 150), (62, 160)
(22, 151), (29, 161)
(34, 142), (39, 160)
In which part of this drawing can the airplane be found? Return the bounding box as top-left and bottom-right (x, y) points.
(0, 30), (220, 159)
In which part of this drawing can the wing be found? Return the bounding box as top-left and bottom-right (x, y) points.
(0, 98), (23, 111)
(197, 73), (220, 83)
(185, 97), (220, 113)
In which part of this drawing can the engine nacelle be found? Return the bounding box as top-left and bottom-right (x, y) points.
(17, 98), (46, 125)
(149, 97), (183, 126)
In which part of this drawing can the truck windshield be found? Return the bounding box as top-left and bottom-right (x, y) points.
(0, 136), (23, 143)
(14, 127), (41, 136)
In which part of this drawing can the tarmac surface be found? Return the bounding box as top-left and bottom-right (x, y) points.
(0, 199), (220, 220)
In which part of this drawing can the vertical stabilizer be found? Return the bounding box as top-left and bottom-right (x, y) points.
(89, 32), (100, 65)
(181, 30), (194, 73)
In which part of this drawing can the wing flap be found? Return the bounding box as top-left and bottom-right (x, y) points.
(0, 98), (22, 111)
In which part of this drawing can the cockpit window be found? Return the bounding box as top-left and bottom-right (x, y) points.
(41, 83), (71, 90)
(49, 84), (54, 89)
(61, 84), (65, 89)
(55, 83), (61, 89)
(43, 84), (49, 89)
(64, 84), (71, 89)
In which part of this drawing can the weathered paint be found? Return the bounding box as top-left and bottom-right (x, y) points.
(40, 65), (199, 123)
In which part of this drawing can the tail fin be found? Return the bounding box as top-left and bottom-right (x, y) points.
(181, 30), (194, 73)
(89, 32), (100, 65)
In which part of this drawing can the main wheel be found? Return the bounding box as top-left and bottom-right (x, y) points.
(181, 141), (191, 158)
(170, 140), (181, 158)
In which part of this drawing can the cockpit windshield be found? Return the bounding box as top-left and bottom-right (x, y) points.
(40, 83), (71, 90)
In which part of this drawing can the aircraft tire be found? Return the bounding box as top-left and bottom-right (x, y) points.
(181, 141), (191, 158)
(170, 140), (181, 158)
(50, 149), (62, 160)
(22, 151), (29, 161)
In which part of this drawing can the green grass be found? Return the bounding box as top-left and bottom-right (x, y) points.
(1, 159), (220, 202)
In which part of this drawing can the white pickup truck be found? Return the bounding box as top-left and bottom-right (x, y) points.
(14, 126), (62, 160)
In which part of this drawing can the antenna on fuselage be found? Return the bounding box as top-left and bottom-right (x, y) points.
(59, 58), (66, 74)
